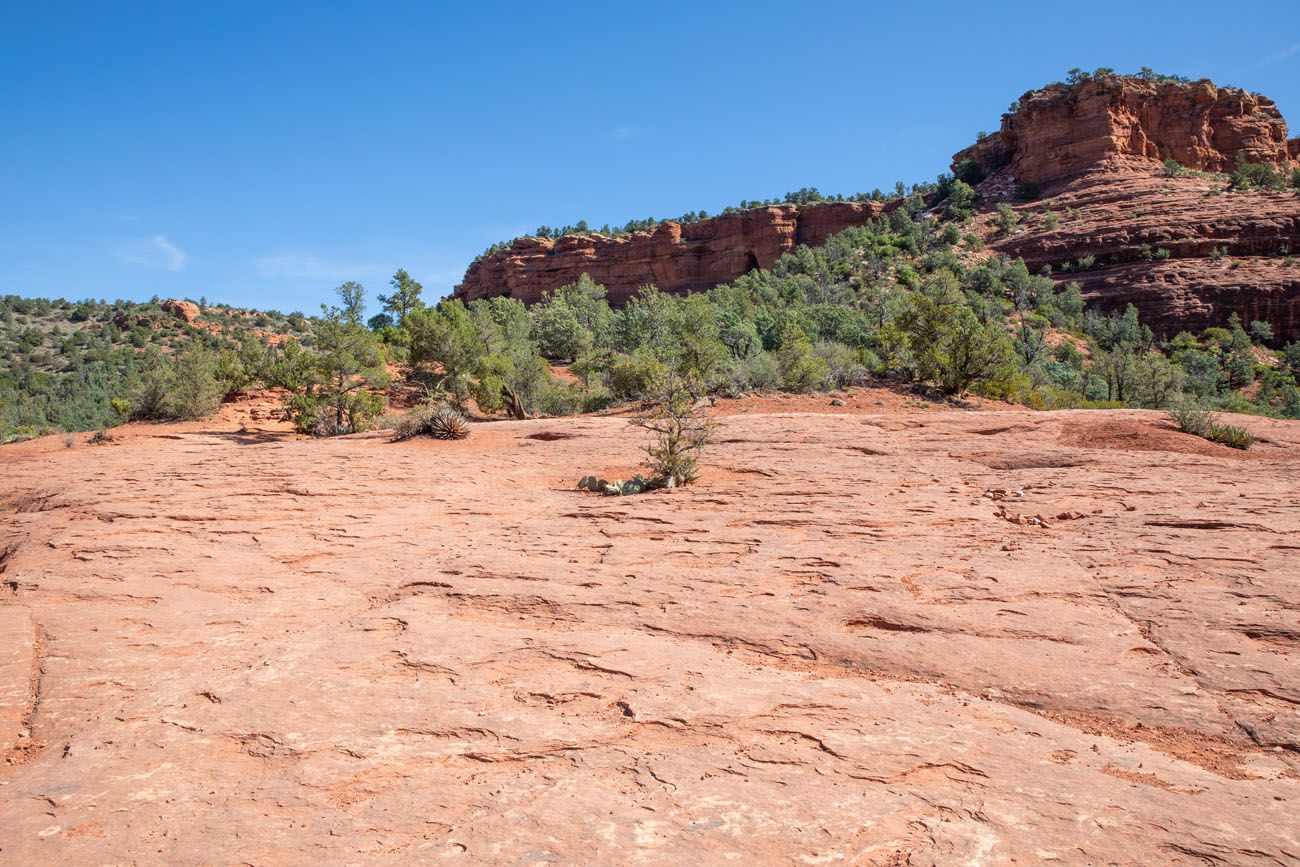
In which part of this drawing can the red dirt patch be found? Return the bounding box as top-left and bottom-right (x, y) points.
(1058, 417), (1260, 459)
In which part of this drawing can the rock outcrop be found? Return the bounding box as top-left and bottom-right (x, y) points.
(955, 77), (1299, 187)
(957, 78), (1300, 339)
(161, 299), (200, 324)
(985, 173), (1300, 338)
(456, 200), (891, 305)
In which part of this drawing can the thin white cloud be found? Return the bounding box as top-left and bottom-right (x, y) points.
(1251, 41), (1300, 70)
(115, 234), (187, 271)
(611, 125), (644, 141)
(251, 251), (385, 282)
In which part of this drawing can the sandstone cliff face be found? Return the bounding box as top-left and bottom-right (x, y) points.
(456, 201), (889, 305)
(956, 78), (1299, 186)
(957, 78), (1300, 340)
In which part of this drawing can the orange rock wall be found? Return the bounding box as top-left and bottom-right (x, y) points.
(955, 78), (1299, 186)
(455, 201), (890, 305)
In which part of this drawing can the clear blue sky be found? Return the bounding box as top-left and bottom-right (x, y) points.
(3, 1), (1299, 313)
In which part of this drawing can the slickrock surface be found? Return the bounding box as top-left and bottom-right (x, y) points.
(2, 403), (1299, 864)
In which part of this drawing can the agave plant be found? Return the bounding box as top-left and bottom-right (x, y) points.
(428, 406), (471, 440)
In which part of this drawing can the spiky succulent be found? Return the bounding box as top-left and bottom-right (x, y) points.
(428, 406), (470, 440)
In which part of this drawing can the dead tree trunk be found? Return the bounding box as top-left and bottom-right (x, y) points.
(501, 383), (526, 420)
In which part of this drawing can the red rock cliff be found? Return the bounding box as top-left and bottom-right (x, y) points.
(455, 201), (890, 305)
(955, 77), (1298, 186)
(958, 78), (1300, 340)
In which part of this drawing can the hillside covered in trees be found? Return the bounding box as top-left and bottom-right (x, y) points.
(8, 190), (1298, 445)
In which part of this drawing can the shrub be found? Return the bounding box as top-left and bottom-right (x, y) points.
(388, 402), (471, 441)
(1207, 422), (1256, 449)
(1015, 181), (1042, 201)
(632, 374), (716, 487)
(742, 351), (782, 390)
(1170, 402), (1214, 437)
(953, 158), (985, 186)
(130, 365), (174, 420)
(1169, 402), (1255, 449)
(778, 324), (831, 391)
(168, 346), (222, 420)
(1161, 158), (1185, 178)
(993, 203), (1021, 235)
(1042, 212), (1060, 231)
(1248, 320), (1274, 344)
(532, 380), (583, 416)
(1229, 159), (1285, 192)
(425, 405), (471, 439)
(943, 180), (977, 221)
(580, 387), (616, 413)
(813, 341), (869, 388)
(606, 351), (666, 401)
(1283, 341), (1300, 375)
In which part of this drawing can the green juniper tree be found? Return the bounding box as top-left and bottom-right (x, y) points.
(377, 268), (425, 327)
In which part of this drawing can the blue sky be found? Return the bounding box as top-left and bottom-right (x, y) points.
(3, 1), (1299, 313)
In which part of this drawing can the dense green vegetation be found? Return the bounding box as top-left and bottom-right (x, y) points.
(0, 295), (308, 441)
(387, 197), (1300, 426)
(1063, 67), (1193, 87)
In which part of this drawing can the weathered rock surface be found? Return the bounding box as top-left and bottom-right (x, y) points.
(161, 299), (201, 324)
(2, 401), (1298, 863)
(456, 201), (890, 305)
(976, 165), (1300, 339)
(955, 77), (1298, 187)
(951, 78), (1300, 339)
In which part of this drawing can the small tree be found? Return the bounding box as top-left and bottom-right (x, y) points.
(336, 280), (366, 325)
(377, 268), (424, 326)
(632, 372), (716, 487)
(313, 309), (388, 432)
(943, 180), (977, 221)
(777, 322), (830, 391)
(1248, 320), (1274, 344)
(405, 300), (482, 402)
(169, 345), (222, 419)
(287, 283), (390, 435)
(993, 202), (1021, 235)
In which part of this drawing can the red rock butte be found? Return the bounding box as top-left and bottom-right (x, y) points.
(457, 76), (1300, 339)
